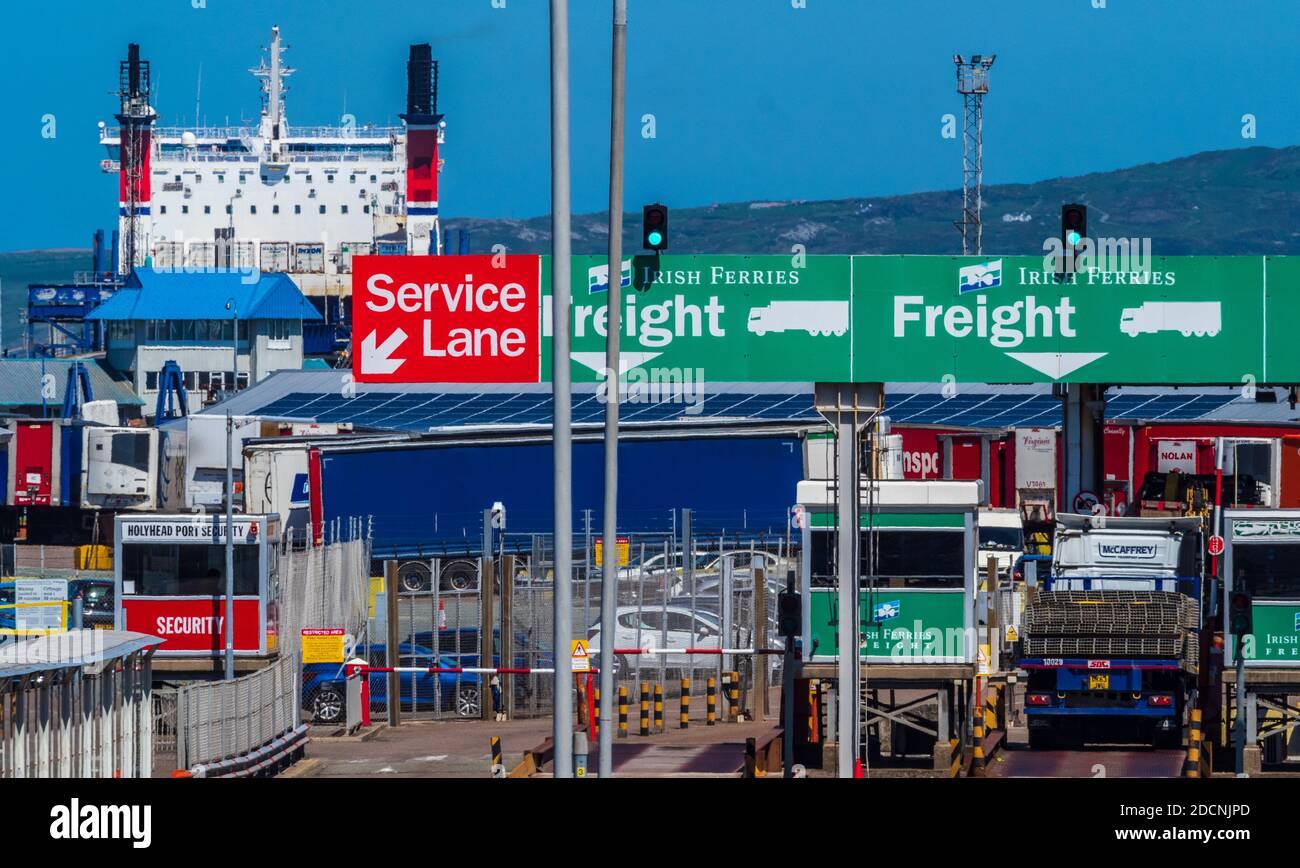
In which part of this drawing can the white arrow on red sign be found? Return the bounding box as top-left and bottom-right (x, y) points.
(361, 328), (408, 375)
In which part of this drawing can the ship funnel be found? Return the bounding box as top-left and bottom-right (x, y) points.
(406, 44), (438, 118)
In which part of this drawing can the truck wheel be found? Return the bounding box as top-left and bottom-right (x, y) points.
(1027, 728), (1055, 751)
(398, 562), (431, 593)
(442, 559), (479, 592)
(1154, 726), (1183, 751)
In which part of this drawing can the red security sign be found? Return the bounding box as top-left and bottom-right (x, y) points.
(352, 255), (541, 383)
(1207, 535), (1225, 556)
(123, 597), (262, 654)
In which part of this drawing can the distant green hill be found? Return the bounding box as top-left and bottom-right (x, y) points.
(445, 145), (1300, 256)
(0, 249), (90, 351)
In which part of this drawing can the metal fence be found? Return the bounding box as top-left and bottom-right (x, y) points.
(155, 525), (370, 774)
(1, 632), (157, 778)
(165, 655), (304, 775)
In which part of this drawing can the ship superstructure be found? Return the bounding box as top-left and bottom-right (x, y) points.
(98, 28), (445, 297)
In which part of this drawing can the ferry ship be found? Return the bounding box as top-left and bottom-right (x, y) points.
(98, 26), (445, 301)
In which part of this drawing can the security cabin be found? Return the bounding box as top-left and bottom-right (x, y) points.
(798, 479), (982, 665)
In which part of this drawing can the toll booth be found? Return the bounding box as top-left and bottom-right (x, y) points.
(797, 479), (982, 774)
(112, 513), (281, 669)
(1221, 509), (1300, 769)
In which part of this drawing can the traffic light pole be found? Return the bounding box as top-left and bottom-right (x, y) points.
(550, 0), (575, 779)
(598, 0), (627, 780)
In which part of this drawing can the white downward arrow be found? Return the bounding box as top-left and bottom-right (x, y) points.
(570, 351), (663, 376)
(361, 328), (407, 375)
(1004, 351), (1108, 380)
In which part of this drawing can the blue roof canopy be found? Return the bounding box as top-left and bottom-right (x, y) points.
(87, 268), (323, 321)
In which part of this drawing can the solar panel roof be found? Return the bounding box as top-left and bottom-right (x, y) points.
(223, 382), (1262, 433)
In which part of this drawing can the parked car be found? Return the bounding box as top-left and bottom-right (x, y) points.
(302, 642), (481, 725)
(69, 578), (115, 628)
(586, 605), (723, 676)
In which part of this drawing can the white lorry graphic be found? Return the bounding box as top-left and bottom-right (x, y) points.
(747, 301), (849, 337)
(1119, 301), (1221, 338)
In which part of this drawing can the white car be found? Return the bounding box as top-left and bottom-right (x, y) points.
(586, 605), (723, 674)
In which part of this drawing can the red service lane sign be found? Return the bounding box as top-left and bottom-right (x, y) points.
(352, 255), (542, 383)
(1208, 534), (1225, 556)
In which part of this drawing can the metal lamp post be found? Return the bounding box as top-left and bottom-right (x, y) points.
(223, 298), (238, 680)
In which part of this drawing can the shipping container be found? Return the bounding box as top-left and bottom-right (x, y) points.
(80, 426), (159, 511)
(261, 241), (291, 272)
(292, 242), (325, 273)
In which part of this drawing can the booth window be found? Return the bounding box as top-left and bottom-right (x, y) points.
(121, 543), (260, 596)
(810, 529), (966, 589)
(1231, 544), (1300, 600)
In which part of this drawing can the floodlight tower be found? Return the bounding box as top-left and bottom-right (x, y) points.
(954, 54), (994, 256)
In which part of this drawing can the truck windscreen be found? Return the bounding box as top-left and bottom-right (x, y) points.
(810, 529), (965, 588)
(121, 543), (260, 596)
(1232, 543), (1300, 599)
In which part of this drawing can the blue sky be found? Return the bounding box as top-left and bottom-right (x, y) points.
(2, 0), (1296, 251)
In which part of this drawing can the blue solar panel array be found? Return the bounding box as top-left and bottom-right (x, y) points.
(247, 388), (1246, 433)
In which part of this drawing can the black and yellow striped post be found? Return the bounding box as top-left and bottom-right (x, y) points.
(706, 677), (717, 726)
(680, 678), (691, 729)
(728, 671), (740, 722)
(971, 705), (987, 777)
(654, 683), (664, 733)
(744, 737), (763, 778)
(808, 680), (820, 743)
(490, 736), (504, 778)
(984, 685), (1001, 732)
(593, 688), (601, 738)
(618, 686), (629, 738)
(1185, 708), (1203, 778)
(639, 681), (650, 736)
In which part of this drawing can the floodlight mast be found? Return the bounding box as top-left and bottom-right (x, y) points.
(954, 54), (995, 256)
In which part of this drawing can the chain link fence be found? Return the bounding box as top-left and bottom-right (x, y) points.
(364, 509), (798, 726)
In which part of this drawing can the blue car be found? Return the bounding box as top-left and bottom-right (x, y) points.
(302, 642), (483, 725)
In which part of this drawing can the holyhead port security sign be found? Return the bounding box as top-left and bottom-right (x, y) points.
(352, 254), (1300, 385)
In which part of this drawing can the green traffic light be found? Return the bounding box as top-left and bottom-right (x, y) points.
(1066, 230), (1081, 246)
(648, 230), (663, 246)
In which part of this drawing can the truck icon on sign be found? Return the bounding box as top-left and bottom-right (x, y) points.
(747, 301), (849, 337)
(1119, 301), (1221, 338)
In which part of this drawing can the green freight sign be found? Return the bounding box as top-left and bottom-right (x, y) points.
(1242, 604), (1300, 665)
(540, 255), (852, 382)
(530, 254), (1299, 385)
(808, 589), (968, 662)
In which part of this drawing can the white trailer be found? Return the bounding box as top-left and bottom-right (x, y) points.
(746, 301), (848, 337)
(1119, 301), (1221, 337)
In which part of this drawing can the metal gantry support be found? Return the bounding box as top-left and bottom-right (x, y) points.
(953, 54), (994, 256)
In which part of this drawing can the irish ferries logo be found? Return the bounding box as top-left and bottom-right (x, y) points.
(959, 259), (1002, 293)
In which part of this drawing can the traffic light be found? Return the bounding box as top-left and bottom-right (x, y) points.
(1229, 590), (1253, 637)
(777, 588), (802, 638)
(1061, 203), (1087, 266)
(642, 203), (668, 251)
